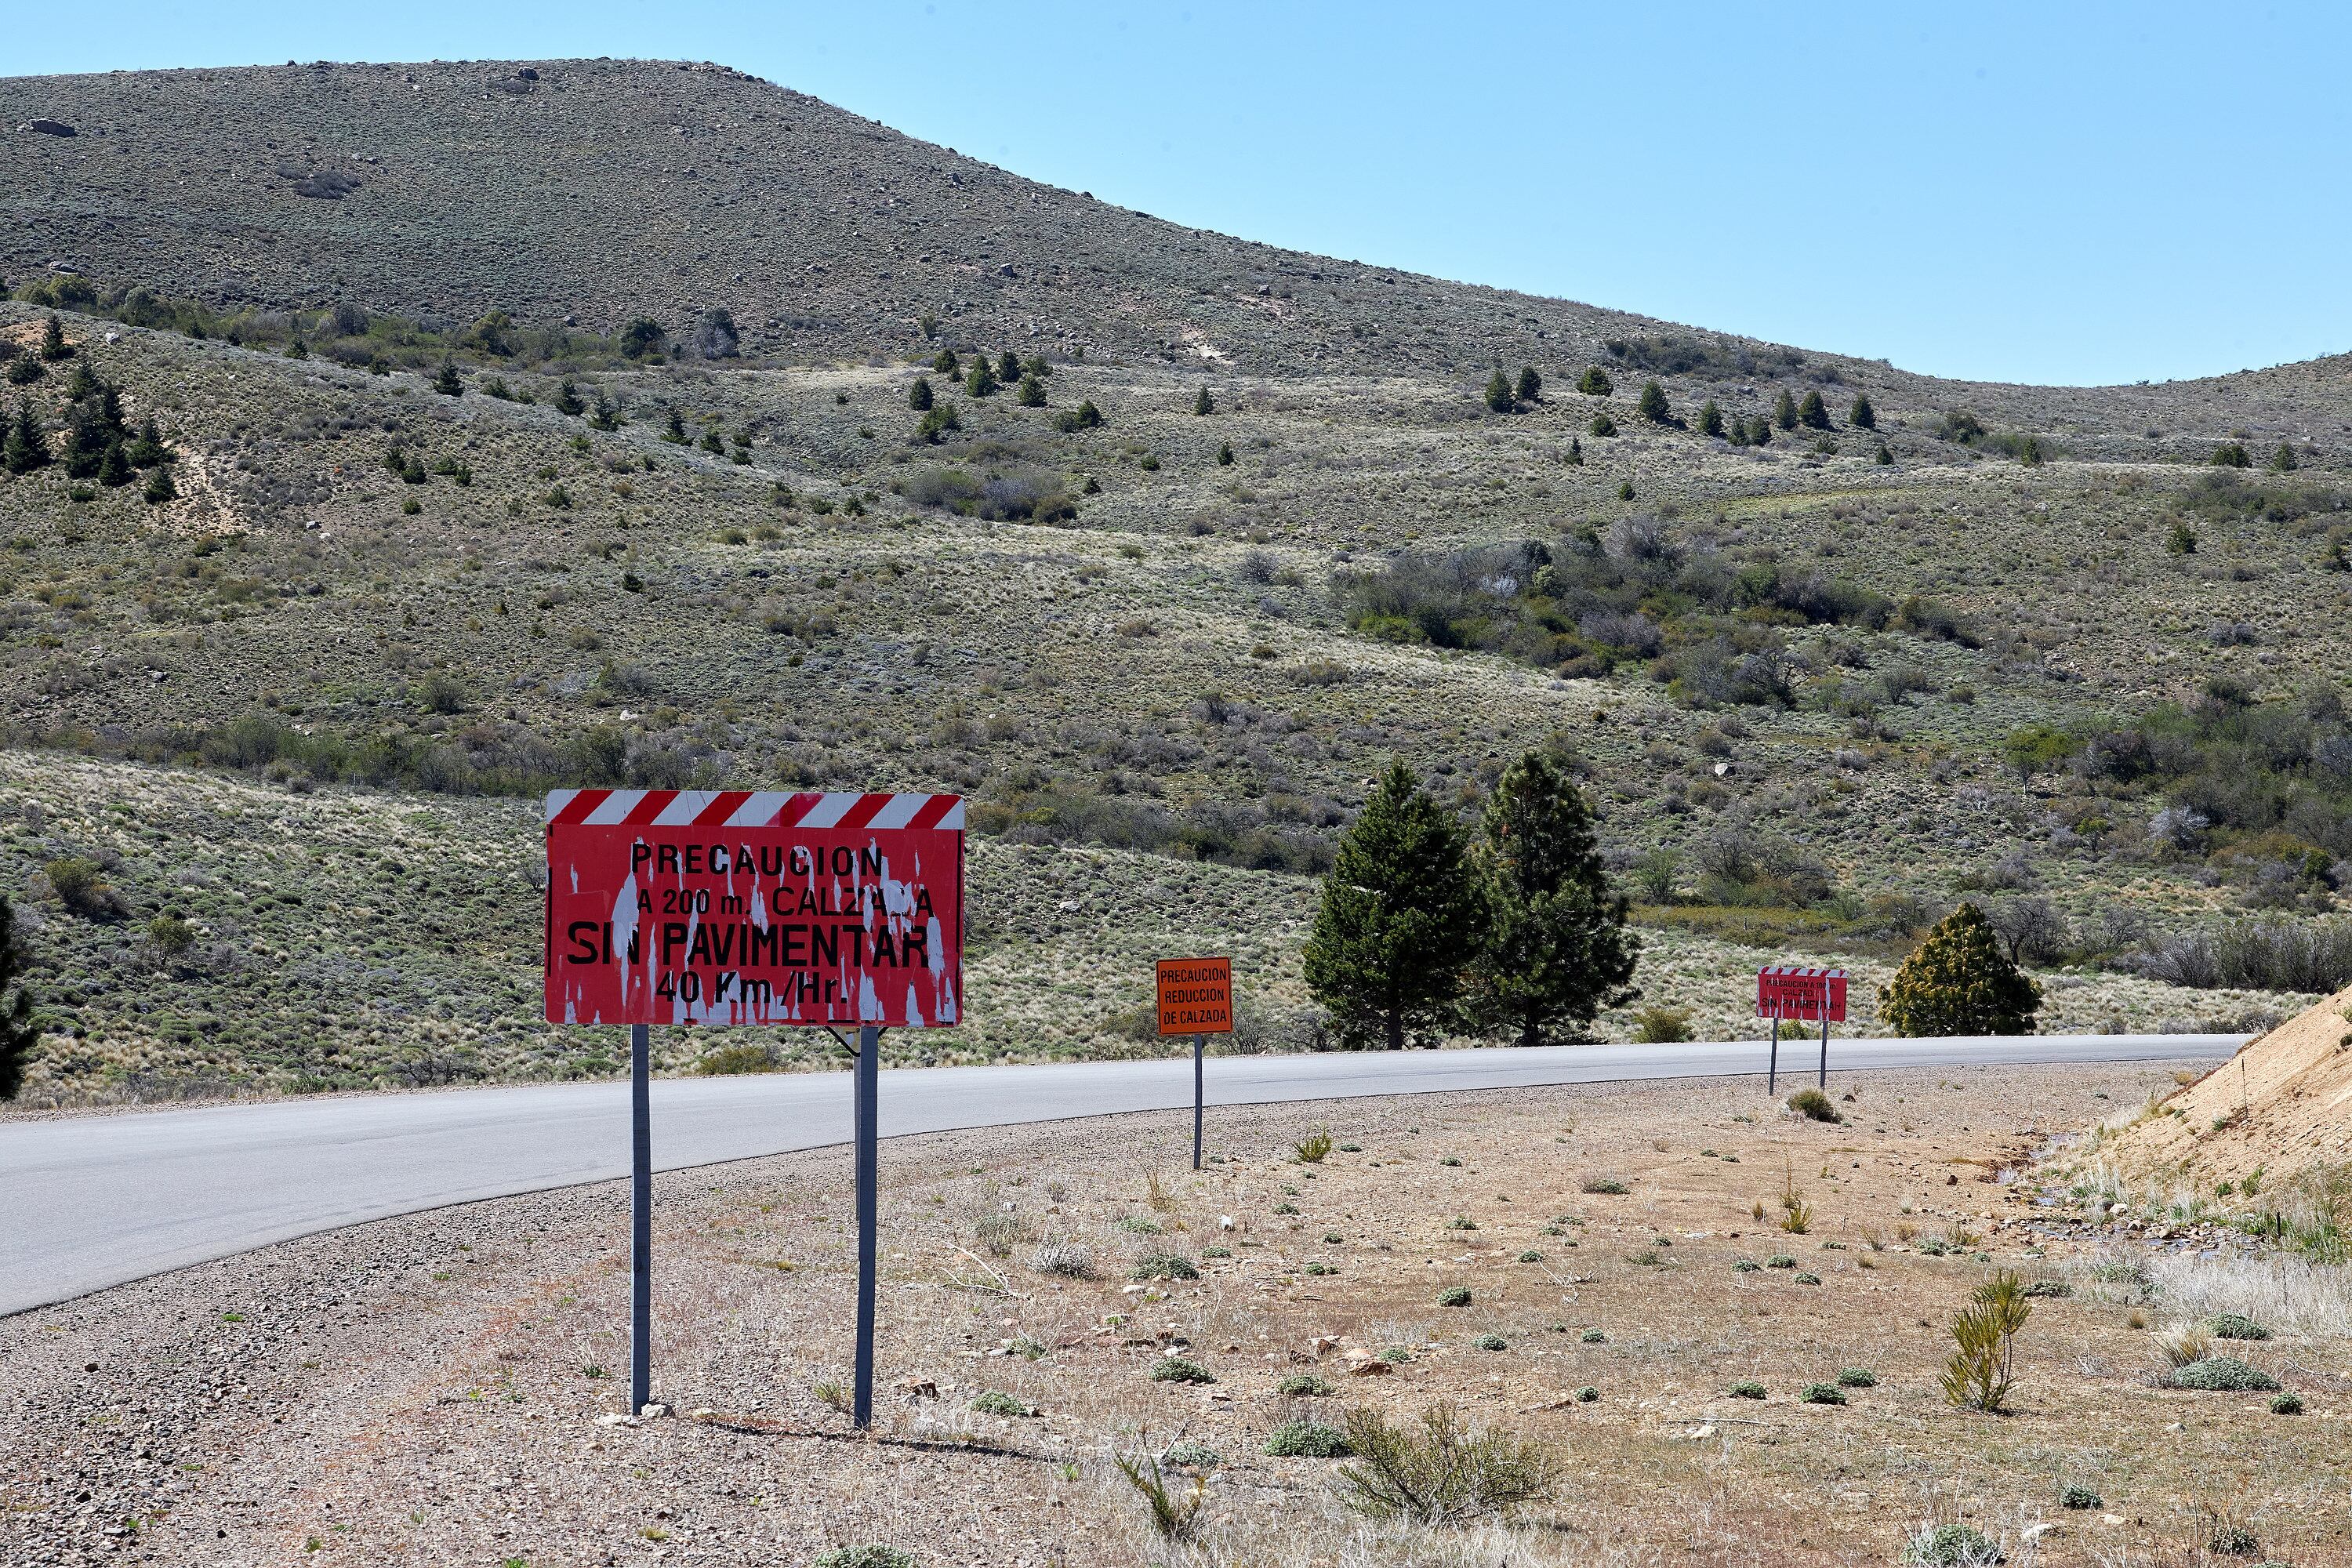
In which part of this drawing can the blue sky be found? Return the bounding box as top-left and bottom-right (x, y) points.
(15, 2), (2349, 387)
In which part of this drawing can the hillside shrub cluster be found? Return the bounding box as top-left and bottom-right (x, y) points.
(1336, 527), (1976, 708)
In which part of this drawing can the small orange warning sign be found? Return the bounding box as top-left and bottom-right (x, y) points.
(1155, 956), (1233, 1036)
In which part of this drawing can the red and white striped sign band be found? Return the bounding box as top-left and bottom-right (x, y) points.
(543, 789), (965, 832)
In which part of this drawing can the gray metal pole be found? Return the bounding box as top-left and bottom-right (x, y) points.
(630, 1022), (651, 1416)
(1767, 1007), (1779, 1094)
(1818, 1011), (1829, 1089)
(1192, 1034), (1204, 1171)
(853, 1023), (880, 1431)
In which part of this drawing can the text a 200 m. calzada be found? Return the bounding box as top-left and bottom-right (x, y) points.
(543, 789), (964, 1028)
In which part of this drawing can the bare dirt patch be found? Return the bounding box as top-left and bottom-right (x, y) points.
(8, 1060), (2350, 1566)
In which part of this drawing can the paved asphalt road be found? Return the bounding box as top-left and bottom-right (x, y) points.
(2, 1033), (2239, 1317)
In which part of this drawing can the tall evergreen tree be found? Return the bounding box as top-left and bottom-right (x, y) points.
(1566, 437), (1583, 465)
(1018, 373), (1047, 407)
(908, 376), (934, 412)
(1849, 392), (1877, 429)
(1879, 903), (2042, 1036)
(1515, 366), (1543, 403)
(1636, 380), (1671, 423)
(997, 350), (1022, 386)
(2272, 442), (2299, 473)
(1798, 389), (1831, 429)
(0, 894), (37, 1102)
(1577, 366), (1613, 397)
(1773, 388), (1798, 430)
(1697, 399), (1725, 438)
(1751, 415), (1772, 447)
(66, 361), (100, 401)
(97, 440), (132, 488)
(126, 416), (169, 469)
(1589, 412), (1617, 437)
(554, 379), (586, 416)
(433, 363), (463, 397)
(3, 399), (49, 474)
(142, 465), (177, 504)
(966, 359), (998, 397)
(1303, 763), (1490, 1051)
(1468, 753), (1639, 1048)
(39, 315), (71, 362)
(664, 406), (690, 444)
(63, 404), (111, 478)
(1194, 385), (1216, 416)
(1483, 372), (1515, 413)
(932, 347), (959, 376)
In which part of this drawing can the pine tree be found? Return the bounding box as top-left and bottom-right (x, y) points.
(1697, 399), (1725, 438)
(63, 404), (110, 479)
(0, 895), (37, 1102)
(39, 315), (71, 362)
(2272, 442), (2299, 473)
(1636, 380), (1671, 423)
(998, 350), (1021, 386)
(142, 464), (176, 504)
(1577, 366), (1613, 397)
(286, 338), (309, 360)
(1484, 372), (1515, 413)
(5, 399), (52, 474)
(701, 428), (726, 455)
(1566, 437), (1583, 466)
(126, 417), (168, 468)
(1751, 416), (1771, 447)
(1773, 388), (1798, 430)
(664, 406), (690, 444)
(1018, 373), (1047, 407)
(1729, 416), (1751, 447)
(588, 395), (620, 431)
(1195, 385), (1215, 416)
(932, 348), (959, 376)
(1468, 753), (1639, 1048)
(433, 363), (463, 397)
(1589, 412), (1617, 437)
(1515, 366), (1542, 403)
(1879, 903), (2042, 1036)
(1216, 441), (1234, 465)
(916, 401), (962, 443)
(97, 440), (132, 488)
(1876, 441), (1894, 466)
(554, 379), (586, 417)
(967, 359), (997, 397)
(66, 361), (100, 401)
(1849, 392), (1877, 429)
(1798, 389), (1831, 429)
(908, 376), (934, 412)
(1302, 763), (1490, 1051)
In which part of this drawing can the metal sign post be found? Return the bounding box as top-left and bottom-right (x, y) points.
(1767, 1006), (1780, 1094)
(852, 1023), (880, 1430)
(541, 788), (966, 1431)
(1155, 957), (1233, 1171)
(630, 1022), (652, 1415)
(1192, 1035), (1204, 1171)
(1819, 1010), (1830, 1090)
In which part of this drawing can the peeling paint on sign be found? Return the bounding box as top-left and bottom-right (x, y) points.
(543, 789), (964, 1028)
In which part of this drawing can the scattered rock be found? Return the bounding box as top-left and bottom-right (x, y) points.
(25, 119), (77, 137)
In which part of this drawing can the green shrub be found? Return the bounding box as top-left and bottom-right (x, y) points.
(1733, 1258), (1761, 1272)
(1882, 903), (2042, 1036)
(1474, 1334), (1508, 1352)
(813, 1548), (914, 1568)
(1942, 1271), (2031, 1412)
(1794, 1272), (1822, 1285)
(1636, 381), (1671, 423)
(2271, 1392), (2305, 1414)
(2056, 1483), (2102, 1510)
(1630, 1006), (1693, 1044)
(1131, 1252), (1199, 1281)
(1835, 1367), (1877, 1388)
(1799, 1383), (1846, 1405)
(1264, 1416), (1350, 1457)
(1574, 1385), (1598, 1403)
(1581, 1175), (1628, 1195)
(1334, 1402), (1555, 1523)
(1276, 1373), (1333, 1397)
(1164, 1441), (1221, 1468)
(1113, 1447), (1204, 1542)
(1787, 1087), (1840, 1122)
(1150, 1357), (1216, 1385)
(1902, 1523), (2003, 1566)
(2165, 1356), (2278, 1392)
(1295, 1128), (1334, 1163)
(1577, 366), (1612, 396)
(1729, 1380), (1765, 1399)
(1516, 1249), (1543, 1263)
(2206, 1519), (2260, 1557)
(2208, 1312), (2270, 1341)
(1436, 1286), (1472, 1307)
(968, 1390), (1032, 1417)
(1766, 1255), (1796, 1269)
(1580, 1328), (1605, 1344)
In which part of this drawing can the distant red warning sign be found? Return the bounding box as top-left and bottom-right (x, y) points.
(543, 789), (964, 1029)
(1156, 956), (1233, 1036)
(1755, 966), (1847, 1023)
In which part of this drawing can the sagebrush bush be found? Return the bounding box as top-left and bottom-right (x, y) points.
(1787, 1087), (1840, 1123)
(1729, 1380), (1765, 1399)
(2207, 1312), (2270, 1341)
(1334, 1403), (1555, 1524)
(813, 1548), (914, 1568)
(1276, 1373), (1332, 1397)
(2165, 1356), (2278, 1392)
(1581, 1175), (1628, 1195)
(1264, 1417), (1351, 1457)
(1149, 1356), (1216, 1384)
(1902, 1523), (2004, 1566)
(2056, 1483), (2103, 1509)
(1436, 1286), (1472, 1307)
(1130, 1251), (1199, 1281)
(1029, 1241), (1094, 1279)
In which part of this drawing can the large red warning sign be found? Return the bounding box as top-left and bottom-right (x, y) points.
(543, 789), (964, 1029)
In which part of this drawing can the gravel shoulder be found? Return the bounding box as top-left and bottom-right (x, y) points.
(9, 1060), (2350, 1568)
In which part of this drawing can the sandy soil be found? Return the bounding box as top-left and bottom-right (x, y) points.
(6, 1059), (2349, 1568)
